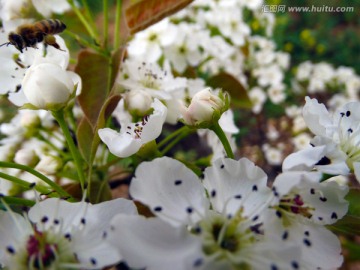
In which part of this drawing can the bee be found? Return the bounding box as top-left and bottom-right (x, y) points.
(0, 19), (66, 53)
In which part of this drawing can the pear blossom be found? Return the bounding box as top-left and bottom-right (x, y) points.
(0, 0), (32, 31)
(0, 197), (137, 269)
(108, 157), (302, 269)
(249, 87), (266, 114)
(98, 99), (167, 158)
(31, 0), (71, 17)
(127, 18), (177, 63)
(265, 171), (349, 269)
(118, 59), (187, 101)
(163, 23), (204, 73)
(283, 97), (360, 179)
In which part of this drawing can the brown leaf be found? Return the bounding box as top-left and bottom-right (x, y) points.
(125, 0), (194, 34)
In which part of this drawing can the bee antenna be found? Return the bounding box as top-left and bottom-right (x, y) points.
(0, 42), (11, 48)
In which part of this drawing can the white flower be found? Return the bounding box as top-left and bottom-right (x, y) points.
(118, 59), (186, 100)
(253, 64), (284, 88)
(262, 144), (283, 166)
(163, 23), (204, 73)
(283, 97), (360, 178)
(31, 0), (71, 17)
(265, 171), (349, 269)
(22, 62), (80, 110)
(267, 83), (285, 104)
(249, 87), (266, 114)
(98, 99), (167, 158)
(127, 19), (177, 63)
(292, 133), (312, 150)
(206, 7), (250, 46)
(108, 157), (302, 269)
(0, 198), (137, 269)
(296, 61), (313, 81)
(0, 0), (31, 31)
(181, 88), (227, 127)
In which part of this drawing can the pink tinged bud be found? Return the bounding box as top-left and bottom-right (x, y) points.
(182, 88), (226, 126)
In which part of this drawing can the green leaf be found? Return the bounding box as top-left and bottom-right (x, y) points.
(328, 188), (360, 236)
(125, 0), (194, 34)
(206, 72), (252, 109)
(329, 214), (360, 235)
(345, 187), (360, 216)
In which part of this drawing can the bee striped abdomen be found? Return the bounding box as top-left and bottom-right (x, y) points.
(35, 19), (66, 35)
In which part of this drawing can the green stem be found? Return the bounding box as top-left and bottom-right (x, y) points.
(0, 171), (38, 189)
(114, 0), (123, 48)
(67, 0), (99, 44)
(103, 0), (109, 48)
(160, 128), (194, 155)
(1, 196), (35, 207)
(64, 31), (107, 56)
(52, 111), (86, 191)
(0, 162), (72, 198)
(210, 122), (235, 159)
(158, 126), (191, 149)
(80, 0), (98, 36)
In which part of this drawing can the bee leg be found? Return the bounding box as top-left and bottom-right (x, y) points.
(44, 35), (66, 51)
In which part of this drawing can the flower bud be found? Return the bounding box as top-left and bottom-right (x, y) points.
(14, 148), (39, 167)
(35, 155), (62, 175)
(124, 90), (153, 116)
(181, 88), (228, 127)
(20, 111), (41, 129)
(22, 62), (77, 111)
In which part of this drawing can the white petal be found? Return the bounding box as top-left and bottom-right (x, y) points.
(108, 215), (203, 270)
(282, 145), (326, 172)
(29, 198), (137, 233)
(141, 99), (167, 142)
(71, 233), (122, 269)
(300, 180), (349, 225)
(264, 209), (343, 269)
(130, 157), (208, 226)
(272, 171), (322, 198)
(0, 211), (32, 265)
(353, 162), (360, 183)
(303, 97), (335, 136)
(98, 128), (142, 158)
(203, 157), (271, 218)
